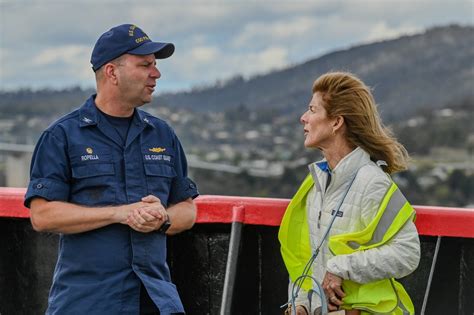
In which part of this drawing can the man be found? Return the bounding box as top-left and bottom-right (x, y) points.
(24, 24), (199, 315)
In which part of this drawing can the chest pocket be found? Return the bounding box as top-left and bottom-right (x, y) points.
(69, 147), (116, 206)
(144, 163), (176, 205)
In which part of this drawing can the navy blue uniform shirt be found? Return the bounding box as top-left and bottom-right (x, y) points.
(25, 95), (198, 315)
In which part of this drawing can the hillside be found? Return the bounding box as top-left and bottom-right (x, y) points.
(1, 25), (472, 123)
(156, 24), (474, 121)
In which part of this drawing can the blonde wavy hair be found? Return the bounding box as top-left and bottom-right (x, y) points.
(312, 71), (409, 174)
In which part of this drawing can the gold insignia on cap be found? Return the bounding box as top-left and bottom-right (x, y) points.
(129, 25), (136, 37)
(86, 147), (93, 154)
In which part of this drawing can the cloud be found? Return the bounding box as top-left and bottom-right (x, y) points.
(232, 16), (317, 49)
(33, 45), (90, 67)
(0, 48), (12, 78)
(1, 0), (472, 91)
(364, 22), (420, 43)
(131, 3), (234, 35)
(190, 46), (220, 63)
(165, 43), (288, 88)
(227, 46), (289, 77)
(30, 45), (93, 84)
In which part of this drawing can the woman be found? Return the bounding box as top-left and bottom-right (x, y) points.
(279, 72), (420, 315)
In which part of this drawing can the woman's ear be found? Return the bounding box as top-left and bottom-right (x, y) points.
(333, 115), (345, 133)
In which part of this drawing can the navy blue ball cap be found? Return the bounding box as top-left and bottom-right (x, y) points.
(91, 24), (175, 71)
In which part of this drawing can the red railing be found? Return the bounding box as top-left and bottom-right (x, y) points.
(1, 187), (473, 238)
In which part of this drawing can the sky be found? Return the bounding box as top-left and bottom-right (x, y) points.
(0, 0), (473, 93)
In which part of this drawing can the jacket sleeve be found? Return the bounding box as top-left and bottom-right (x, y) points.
(326, 173), (421, 284)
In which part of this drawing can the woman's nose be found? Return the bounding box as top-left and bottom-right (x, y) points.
(300, 111), (307, 124)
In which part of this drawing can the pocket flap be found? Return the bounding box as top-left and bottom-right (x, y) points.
(72, 163), (115, 179)
(144, 163), (177, 178)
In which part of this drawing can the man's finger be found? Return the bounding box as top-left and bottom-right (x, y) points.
(127, 217), (154, 233)
(132, 210), (147, 224)
(141, 195), (161, 203)
(126, 217), (141, 230)
(139, 209), (160, 222)
(141, 207), (165, 220)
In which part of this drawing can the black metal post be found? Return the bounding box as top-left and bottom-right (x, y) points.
(220, 206), (245, 315)
(421, 236), (441, 314)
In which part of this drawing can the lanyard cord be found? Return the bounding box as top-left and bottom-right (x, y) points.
(282, 167), (361, 315)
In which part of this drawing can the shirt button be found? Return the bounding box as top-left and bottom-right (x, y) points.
(36, 183), (43, 189)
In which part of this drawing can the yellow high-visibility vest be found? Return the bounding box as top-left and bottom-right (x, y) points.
(279, 175), (416, 314)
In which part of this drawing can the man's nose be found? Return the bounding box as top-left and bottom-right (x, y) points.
(151, 66), (161, 79)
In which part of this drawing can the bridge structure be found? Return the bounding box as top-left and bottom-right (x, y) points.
(0, 142), (34, 187)
(0, 142), (284, 188)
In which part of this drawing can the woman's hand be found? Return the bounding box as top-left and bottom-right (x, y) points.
(284, 305), (309, 315)
(322, 271), (345, 311)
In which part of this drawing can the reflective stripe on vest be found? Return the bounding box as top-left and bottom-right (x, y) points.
(348, 185), (406, 249)
(329, 182), (415, 255)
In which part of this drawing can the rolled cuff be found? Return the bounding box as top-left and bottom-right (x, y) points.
(169, 177), (199, 204)
(24, 178), (70, 208)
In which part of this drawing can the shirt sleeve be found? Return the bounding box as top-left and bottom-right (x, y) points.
(168, 131), (199, 204)
(24, 127), (71, 208)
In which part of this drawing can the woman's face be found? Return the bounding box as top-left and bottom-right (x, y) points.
(300, 92), (337, 149)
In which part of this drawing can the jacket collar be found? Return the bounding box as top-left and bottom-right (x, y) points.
(308, 147), (371, 192)
(78, 95), (100, 127)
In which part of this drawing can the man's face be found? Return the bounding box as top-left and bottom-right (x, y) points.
(115, 54), (161, 106)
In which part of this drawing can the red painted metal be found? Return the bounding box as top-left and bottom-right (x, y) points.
(414, 206), (474, 238)
(231, 206), (245, 224)
(0, 187), (30, 218)
(1, 188), (473, 238)
(195, 195), (285, 226)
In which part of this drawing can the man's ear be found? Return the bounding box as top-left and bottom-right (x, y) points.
(103, 63), (119, 85)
